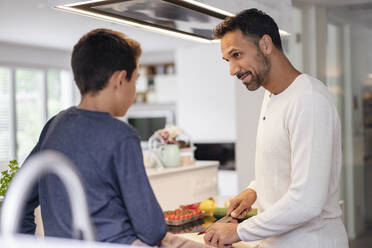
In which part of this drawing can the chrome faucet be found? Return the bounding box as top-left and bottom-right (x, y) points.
(0, 150), (95, 241)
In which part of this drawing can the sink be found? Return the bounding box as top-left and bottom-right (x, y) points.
(0, 150), (147, 247)
(0, 150), (94, 240)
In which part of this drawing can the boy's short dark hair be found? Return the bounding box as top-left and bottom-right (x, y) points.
(71, 28), (142, 95)
(213, 8), (282, 51)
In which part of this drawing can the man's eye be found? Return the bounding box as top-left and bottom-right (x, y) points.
(233, 52), (241, 58)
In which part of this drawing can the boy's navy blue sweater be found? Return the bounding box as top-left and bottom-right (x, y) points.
(20, 107), (167, 245)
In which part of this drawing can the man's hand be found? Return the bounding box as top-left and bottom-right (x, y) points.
(203, 222), (240, 248)
(227, 189), (257, 219)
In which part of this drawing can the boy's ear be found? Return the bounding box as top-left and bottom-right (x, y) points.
(118, 70), (128, 85)
(110, 70), (127, 89)
(112, 70), (127, 89)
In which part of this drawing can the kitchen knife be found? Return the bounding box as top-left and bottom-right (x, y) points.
(197, 215), (235, 235)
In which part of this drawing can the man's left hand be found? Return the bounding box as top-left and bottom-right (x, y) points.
(203, 222), (240, 248)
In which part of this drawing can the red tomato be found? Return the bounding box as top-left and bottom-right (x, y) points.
(163, 211), (171, 216)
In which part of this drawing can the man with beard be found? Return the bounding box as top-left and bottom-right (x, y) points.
(203, 9), (348, 248)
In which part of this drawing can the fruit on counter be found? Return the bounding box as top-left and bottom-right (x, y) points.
(199, 199), (217, 215)
(213, 207), (257, 220)
(202, 215), (216, 228)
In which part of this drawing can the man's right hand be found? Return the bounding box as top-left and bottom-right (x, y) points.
(227, 188), (257, 219)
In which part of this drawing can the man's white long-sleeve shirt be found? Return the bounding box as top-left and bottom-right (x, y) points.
(237, 74), (348, 247)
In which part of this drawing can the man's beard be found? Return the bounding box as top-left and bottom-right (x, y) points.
(237, 48), (270, 91)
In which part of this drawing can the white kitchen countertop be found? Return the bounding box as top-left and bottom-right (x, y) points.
(177, 233), (259, 248)
(146, 160), (219, 210)
(0, 233), (258, 248)
(0, 234), (135, 248)
(146, 160), (219, 177)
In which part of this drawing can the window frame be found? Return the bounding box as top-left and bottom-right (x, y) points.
(0, 62), (75, 162)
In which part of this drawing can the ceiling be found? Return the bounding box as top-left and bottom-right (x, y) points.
(0, 0), (197, 53)
(297, 0), (372, 29)
(297, 0), (372, 6)
(0, 0), (371, 53)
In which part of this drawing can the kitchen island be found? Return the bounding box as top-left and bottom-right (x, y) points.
(177, 233), (257, 248)
(15, 161), (219, 238)
(146, 161), (219, 210)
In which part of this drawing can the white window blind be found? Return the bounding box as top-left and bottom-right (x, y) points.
(47, 69), (62, 119)
(0, 66), (75, 166)
(15, 68), (43, 163)
(0, 67), (10, 164)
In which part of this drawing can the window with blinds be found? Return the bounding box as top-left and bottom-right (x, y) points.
(47, 70), (62, 119)
(0, 66), (75, 166)
(16, 68), (43, 162)
(0, 67), (10, 164)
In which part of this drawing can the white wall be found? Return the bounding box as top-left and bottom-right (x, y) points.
(154, 75), (178, 104)
(300, 4), (327, 82)
(0, 42), (71, 69)
(201, 0), (292, 32)
(175, 43), (236, 143)
(235, 86), (265, 191)
(0, 41), (81, 106)
(286, 5), (303, 72)
(0, 41), (175, 70)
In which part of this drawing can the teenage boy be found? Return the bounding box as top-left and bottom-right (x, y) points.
(20, 28), (205, 247)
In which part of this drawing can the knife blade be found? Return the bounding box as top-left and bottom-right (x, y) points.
(197, 215), (234, 235)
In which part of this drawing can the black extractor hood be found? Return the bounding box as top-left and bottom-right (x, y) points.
(50, 0), (289, 43)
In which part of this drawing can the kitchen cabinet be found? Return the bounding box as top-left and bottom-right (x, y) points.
(146, 161), (219, 210)
(136, 63), (176, 104)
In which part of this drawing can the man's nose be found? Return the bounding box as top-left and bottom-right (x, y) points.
(229, 62), (239, 76)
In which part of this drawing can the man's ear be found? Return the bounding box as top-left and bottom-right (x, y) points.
(259, 34), (273, 55)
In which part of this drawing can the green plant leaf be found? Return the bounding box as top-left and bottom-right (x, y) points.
(0, 159), (19, 197)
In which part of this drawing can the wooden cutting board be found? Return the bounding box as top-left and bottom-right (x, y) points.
(177, 233), (260, 248)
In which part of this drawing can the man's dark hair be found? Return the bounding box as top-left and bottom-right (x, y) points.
(71, 28), (142, 95)
(213, 8), (282, 51)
